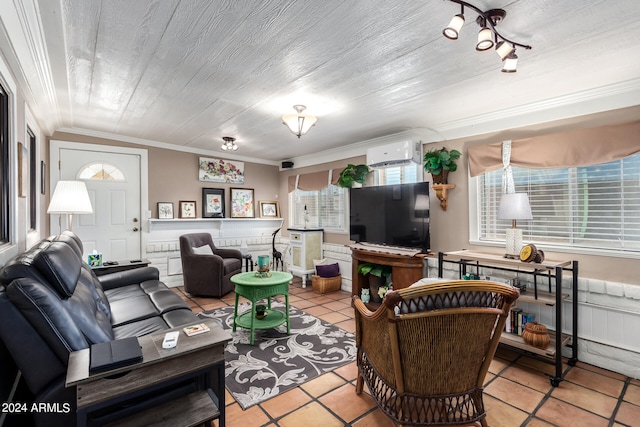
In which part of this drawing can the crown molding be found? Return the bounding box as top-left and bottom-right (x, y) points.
(0, 0), (61, 134)
(433, 78), (640, 141)
(55, 127), (281, 167)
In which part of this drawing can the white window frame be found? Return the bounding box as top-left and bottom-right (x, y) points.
(288, 185), (348, 234)
(469, 157), (640, 259)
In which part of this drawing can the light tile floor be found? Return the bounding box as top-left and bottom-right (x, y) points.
(172, 277), (640, 427)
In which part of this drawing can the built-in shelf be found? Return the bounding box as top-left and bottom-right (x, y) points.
(147, 217), (284, 241)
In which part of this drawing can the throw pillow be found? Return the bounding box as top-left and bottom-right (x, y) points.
(316, 263), (339, 278)
(192, 245), (214, 255)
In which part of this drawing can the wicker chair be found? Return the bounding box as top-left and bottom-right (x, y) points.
(353, 280), (519, 427)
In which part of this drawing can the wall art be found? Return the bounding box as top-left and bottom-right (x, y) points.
(157, 202), (174, 219)
(259, 200), (280, 218)
(199, 157), (244, 184)
(230, 188), (254, 218)
(202, 188), (225, 218)
(179, 200), (197, 218)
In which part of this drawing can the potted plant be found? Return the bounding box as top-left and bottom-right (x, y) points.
(357, 263), (391, 303)
(337, 164), (370, 188)
(255, 304), (267, 320)
(423, 147), (461, 184)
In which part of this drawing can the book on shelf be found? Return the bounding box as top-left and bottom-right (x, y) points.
(505, 307), (535, 336)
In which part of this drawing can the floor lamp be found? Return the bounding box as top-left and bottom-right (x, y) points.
(47, 180), (94, 231)
(497, 192), (532, 259)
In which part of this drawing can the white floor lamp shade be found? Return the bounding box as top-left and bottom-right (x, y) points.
(47, 180), (93, 231)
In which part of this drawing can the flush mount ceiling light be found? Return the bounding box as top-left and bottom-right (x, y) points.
(282, 105), (317, 138)
(221, 136), (238, 151)
(442, 0), (532, 73)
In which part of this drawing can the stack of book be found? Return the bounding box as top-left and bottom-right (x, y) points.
(505, 307), (534, 336)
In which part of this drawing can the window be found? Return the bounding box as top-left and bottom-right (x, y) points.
(375, 164), (420, 185)
(476, 154), (640, 254)
(289, 185), (348, 233)
(0, 84), (9, 243)
(78, 163), (125, 181)
(28, 127), (36, 230)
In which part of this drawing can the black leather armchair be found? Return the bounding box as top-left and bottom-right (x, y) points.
(179, 233), (242, 297)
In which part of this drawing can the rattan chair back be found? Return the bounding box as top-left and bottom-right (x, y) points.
(353, 280), (519, 427)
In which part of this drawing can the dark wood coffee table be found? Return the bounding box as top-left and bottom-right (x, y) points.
(66, 319), (231, 426)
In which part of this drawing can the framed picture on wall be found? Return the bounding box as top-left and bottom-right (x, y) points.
(259, 201), (280, 218)
(202, 188), (225, 218)
(157, 202), (174, 219)
(230, 188), (254, 218)
(179, 201), (197, 218)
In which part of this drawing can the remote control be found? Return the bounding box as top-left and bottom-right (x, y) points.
(162, 331), (179, 349)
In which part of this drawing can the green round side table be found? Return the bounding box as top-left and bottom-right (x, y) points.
(230, 271), (293, 345)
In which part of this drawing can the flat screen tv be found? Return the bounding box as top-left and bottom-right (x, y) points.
(349, 182), (430, 253)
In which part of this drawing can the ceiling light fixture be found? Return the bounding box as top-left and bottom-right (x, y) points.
(282, 105), (317, 138)
(443, 0), (532, 72)
(501, 51), (519, 73)
(221, 136), (238, 151)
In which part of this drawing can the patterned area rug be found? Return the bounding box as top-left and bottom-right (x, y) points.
(197, 302), (356, 410)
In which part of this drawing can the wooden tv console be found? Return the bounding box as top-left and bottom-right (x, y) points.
(350, 245), (428, 308)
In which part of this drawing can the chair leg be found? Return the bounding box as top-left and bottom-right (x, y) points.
(480, 418), (488, 427)
(355, 371), (364, 395)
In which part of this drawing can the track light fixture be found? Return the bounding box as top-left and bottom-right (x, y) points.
(442, 0), (532, 72)
(221, 136), (238, 151)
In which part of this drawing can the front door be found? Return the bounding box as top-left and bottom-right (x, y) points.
(50, 142), (144, 261)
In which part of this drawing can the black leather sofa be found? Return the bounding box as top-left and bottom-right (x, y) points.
(0, 231), (201, 426)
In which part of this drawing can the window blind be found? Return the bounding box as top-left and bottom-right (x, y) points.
(479, 154), (640, 252)
(376, 164), (420, 185)
(290, 186), (347, 232)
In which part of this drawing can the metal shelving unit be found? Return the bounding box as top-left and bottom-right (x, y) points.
(438, 250), (578, 386)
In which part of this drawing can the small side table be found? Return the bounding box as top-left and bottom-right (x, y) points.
(242, 254), (253, 272)
(230, 271), (292, 345)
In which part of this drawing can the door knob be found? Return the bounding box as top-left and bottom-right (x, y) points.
(133, 227), (139, 232)
(133, 218), (139, 222)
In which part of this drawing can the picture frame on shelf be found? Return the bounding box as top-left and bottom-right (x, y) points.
(157, 202), (174, 219)
(179, 200), (197, 218)
(202, 188), (225, 218)
(230, 188), (254, 218)
(259, 200), (280, 218)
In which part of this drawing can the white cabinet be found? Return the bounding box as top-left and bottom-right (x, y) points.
(287, 228), (323, 287)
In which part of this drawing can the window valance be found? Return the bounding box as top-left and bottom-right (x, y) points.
(287, 170), (340, 192)
(468, 121), (640, 177)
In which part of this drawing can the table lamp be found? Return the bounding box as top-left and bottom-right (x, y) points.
(497, 192), (532, 258)
(47, 180), (93, 231)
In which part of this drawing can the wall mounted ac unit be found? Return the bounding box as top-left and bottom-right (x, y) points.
(366, 141), (422, 169)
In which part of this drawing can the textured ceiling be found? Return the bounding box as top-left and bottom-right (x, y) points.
(24, 0), (640, 163)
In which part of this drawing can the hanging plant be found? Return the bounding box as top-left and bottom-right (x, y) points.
(423, 147), (461, 184)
